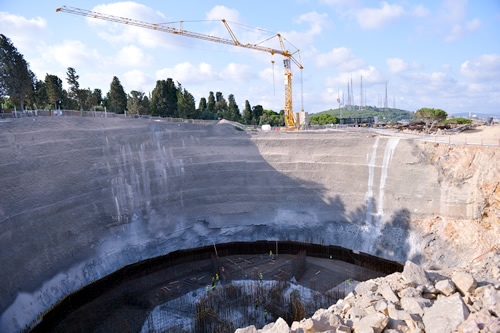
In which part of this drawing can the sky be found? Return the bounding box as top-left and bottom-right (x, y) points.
(1, 0), (499, 115)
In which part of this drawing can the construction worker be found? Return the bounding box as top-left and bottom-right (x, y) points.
(347, 278), (351, 285)
(259, 272), (263, 282)
(264, 309), (268, 321)
(255, 298), (259, 310)
(269, 250), (273, 257)
(212, 284), (216, 291)
(216, 273), (219, 283)
(206, 285), (209, 293)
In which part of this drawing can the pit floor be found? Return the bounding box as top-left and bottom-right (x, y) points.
(46, 254), (383, 332)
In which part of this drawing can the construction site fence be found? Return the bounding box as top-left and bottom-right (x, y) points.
(33, 240), (402, 332)
(0, 109), (220, 125)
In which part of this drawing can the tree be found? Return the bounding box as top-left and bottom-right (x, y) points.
(89, 88), (102, 110)
(66, 67), (88, 110)
(178, 87), (197, 119)
(258, 109), (284, 126)
(252, 105), (263, 124)
(151, 78), (177, 117)
(309, 113), (339, 125)
(0, 34), (34, 110)
(45, 74), (63, 109)
(127, 90), (148, 115)
(215, 91), (227, 117)
(207, 91), (215, 114)
(33, 79), (48, 109)
(108, 76), (127, 113)
(242, 100), (252, 124)
(416, 107), (447, 131)
(198, 97), (207, 114)
(226, 94), (241, 122)
(66, 67), (79, 98)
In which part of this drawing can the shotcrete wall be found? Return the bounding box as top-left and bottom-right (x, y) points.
(0, 117), (492, 332)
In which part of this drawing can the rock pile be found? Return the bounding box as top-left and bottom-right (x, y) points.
(236, 258), (499, 333)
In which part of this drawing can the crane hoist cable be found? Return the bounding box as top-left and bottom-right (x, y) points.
(56, 5), (304, 127)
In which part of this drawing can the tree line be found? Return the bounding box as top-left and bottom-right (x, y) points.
(0, 34), (285, 126)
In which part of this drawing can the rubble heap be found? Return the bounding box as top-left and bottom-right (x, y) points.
(236, 253), (499, 333)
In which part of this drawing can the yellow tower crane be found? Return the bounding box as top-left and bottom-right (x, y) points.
(56, 6), (304, 127)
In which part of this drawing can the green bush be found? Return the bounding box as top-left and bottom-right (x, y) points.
(444, 117), (472, 125)
(309, 113), (338, 125)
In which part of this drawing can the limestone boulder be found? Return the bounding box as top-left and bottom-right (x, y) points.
(311, 308), (343, 331)
(475, 284), (500, 317)
(400, 296), (432, 316)
(435, 279), (456, 296)
(388, 309), (412, 321)
(291, 318), (314, 333)
(451, 272), (477, 295)
(398, 287), (422, 298)
(377, 284), (399, 304)
(458, 309), (500, 333)
(235, 325), (258, 333)
(353, 312), (388, 333)
(402, 261), (430, 286)
(355, 280), (378, 295)
(422, 292), (469, 333)
(336, 324), (351, 332)
(346, 307), (367, 320)
(260, 317), (290, 333)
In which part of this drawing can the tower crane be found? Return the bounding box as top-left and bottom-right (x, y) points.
(56, 6), (305, 127)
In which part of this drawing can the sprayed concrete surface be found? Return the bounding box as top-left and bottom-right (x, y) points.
(0, 117), (498, 332)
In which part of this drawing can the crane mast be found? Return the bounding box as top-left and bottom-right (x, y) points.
(56, 6), (304, 127)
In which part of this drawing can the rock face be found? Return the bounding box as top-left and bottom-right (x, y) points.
(0, 118), (498, 332)
(240, 259), (499, 333)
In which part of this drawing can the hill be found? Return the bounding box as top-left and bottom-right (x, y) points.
(314, 106), (416, 122)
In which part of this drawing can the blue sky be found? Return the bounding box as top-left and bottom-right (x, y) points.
(1, 0), (499, 115)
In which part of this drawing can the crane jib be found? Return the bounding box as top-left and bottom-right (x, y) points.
(56, 5), (303, 127)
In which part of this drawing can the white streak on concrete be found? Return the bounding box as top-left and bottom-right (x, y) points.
(376, 138), (400, 229)
(364, 137), (379, 227)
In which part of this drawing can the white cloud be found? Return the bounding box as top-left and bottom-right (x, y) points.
(325, 65), (384, 87)
(441, 64), (452, 71)
(205, 5), (241, 22)
(294, 11), (331, 36)
(116, 45), (153, 67)
(123, 69), (154, 92)
(404, 72), (458, 95)
(386, 58), (408, 73)
(222, 63), (254, 82)
(156, 62), (219, 84)
(355, 2), (404, 29)
(444, 18), (481, 42)
(285, 11), (331, 47)
(440, 0), (467, 24)
(320, 0), (353, 6)
(0, 12), (47, 50)
(460, 54), (500, 81)
(89, 2), (181, 48)
(436, 0), (481, 42)
(43, 40), (102, 68)
(411, 4), (430, 18)
(316, 47), (365, 71)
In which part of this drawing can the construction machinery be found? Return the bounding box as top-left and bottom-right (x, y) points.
(56, 6), (305, 127)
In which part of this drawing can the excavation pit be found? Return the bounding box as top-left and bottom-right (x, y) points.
(33, 241), (402, 332)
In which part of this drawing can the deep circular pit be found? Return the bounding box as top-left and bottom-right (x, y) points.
(32, 241), (402, 332)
